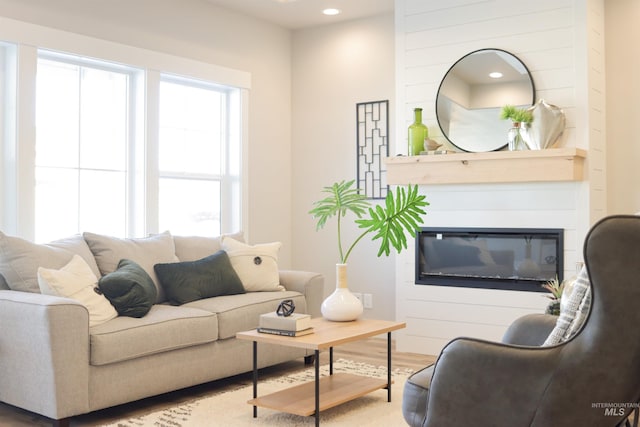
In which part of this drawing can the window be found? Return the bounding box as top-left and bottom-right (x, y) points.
(0, 47), (246, 242)
(35, 56), (131, 242)
(158, 77), (236, 236)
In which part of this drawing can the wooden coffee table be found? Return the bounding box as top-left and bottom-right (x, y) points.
(236, 317), (406, 426)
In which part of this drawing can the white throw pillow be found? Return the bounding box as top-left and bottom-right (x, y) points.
(221, 236), (283, 292)
(37, 255), (118, 327)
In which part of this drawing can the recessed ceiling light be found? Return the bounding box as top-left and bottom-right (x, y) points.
(489, 72), (503, 79)
(322, 8), (341, 16)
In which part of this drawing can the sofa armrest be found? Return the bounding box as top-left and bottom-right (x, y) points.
(501, 313), (557, 346)
(278, 270), (324, 318)
(0, 290), (90, 420)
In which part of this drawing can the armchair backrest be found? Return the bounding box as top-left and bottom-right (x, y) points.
(423, 215), (640, 427)
(532, 214), (640, 425)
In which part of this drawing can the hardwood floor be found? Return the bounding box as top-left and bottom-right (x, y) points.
(0, 338), (436, 427)
(325, 336), (436, 370)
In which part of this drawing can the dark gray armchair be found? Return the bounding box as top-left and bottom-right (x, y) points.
(403, 215), (640, 426)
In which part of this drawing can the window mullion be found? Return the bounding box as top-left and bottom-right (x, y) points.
(128, 70), (146, 237)
(144, 70), (161, 236)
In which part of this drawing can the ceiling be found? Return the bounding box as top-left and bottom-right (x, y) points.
(204, 0), (394, 30)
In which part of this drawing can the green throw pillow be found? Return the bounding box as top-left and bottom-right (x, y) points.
(154, 250), (245, 305)
(98, 259), (157, 318)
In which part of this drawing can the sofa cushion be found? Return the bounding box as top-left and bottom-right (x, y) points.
(37, 254), (118, 327)
(154, 250), (245, 305)
(0, 232), (101, 293)
(84, 231), (178, 303)
(98, 259), (157, 318)
(173, 232), (244, 262)
(184, 290), (306, 339)
(89, 304), (218, 366)
(221, 236), (284, 292)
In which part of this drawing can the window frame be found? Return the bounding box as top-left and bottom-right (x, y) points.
(34, 52), (139, 241)
(0, 17), (250, 241)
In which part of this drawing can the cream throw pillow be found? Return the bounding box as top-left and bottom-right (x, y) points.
(37, 254), (118, 327)
(221, 237), (283, 292)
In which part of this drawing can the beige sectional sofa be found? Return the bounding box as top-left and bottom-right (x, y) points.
(0, 231), (324, 426)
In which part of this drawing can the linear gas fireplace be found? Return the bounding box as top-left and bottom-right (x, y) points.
(415, 227), (563, 292)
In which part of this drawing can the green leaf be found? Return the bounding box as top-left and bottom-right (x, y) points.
(309, 180), (370, 231)
(310, 182), (429, 262)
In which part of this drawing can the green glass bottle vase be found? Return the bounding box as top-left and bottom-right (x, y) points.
(408, 108), (428, 155)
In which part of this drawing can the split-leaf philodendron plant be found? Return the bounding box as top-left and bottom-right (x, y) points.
(309, 180), (429, 263)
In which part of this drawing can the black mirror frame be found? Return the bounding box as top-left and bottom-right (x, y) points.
(435, 48), (536, 152)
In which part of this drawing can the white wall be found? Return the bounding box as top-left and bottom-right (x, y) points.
(0, 0), (295, 265)
(605, 0), (640, 214)
(394, 0), (606, 355)
(291, 14), (397, 320)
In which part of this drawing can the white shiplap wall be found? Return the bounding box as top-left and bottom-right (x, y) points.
(394, 0), (605, 355)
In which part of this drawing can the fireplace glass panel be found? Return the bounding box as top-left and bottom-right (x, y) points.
(416, 228), (563, 292)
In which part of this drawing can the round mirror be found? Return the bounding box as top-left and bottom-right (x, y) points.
(436, 49), (535, 152)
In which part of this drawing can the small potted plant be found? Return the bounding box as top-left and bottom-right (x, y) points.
(500, 105), (533, 151)
(541, 276), (565, 315)
(309, 180), (428, 321)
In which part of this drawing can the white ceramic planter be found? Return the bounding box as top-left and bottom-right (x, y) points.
(321, 263), (363, 322)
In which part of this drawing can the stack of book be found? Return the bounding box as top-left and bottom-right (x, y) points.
(258, 312), (313, 336)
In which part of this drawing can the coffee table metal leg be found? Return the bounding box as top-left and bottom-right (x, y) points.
(387, 332), (392, 402)
(253, 341), (258, 417)
(314, 349), (320, 426)
(329, 346), (333, 375)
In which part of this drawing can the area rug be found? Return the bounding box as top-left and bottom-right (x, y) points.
(104, 359), (413, 426)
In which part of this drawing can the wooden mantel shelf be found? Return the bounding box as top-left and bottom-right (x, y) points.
(384, 147), (587, 185)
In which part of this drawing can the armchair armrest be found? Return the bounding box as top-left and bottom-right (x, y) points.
(278, 270), (324, 318)
(0, 290), (90, 420)
(501, 313), (558, 346)
(425, 337), (561, 427)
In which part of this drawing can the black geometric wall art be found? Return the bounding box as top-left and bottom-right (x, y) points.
(356, 100), (389, 199)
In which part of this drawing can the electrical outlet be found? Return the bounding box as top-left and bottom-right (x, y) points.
(364, 293), (373, 309)
(352, 292), (363, 304)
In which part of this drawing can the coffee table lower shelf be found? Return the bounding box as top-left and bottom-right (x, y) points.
(247, 373), (390, 417)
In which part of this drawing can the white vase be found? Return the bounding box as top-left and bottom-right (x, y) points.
(321, 263), (363, 322)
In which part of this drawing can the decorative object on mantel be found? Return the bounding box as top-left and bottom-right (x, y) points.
(408, 107), (429, 156)
(424, 138), (442, 151)
(356, 100), (389, 199)
(309, 180), (428, 321)
(500, 105), (533, 151)
(522, 99), (566, 150)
